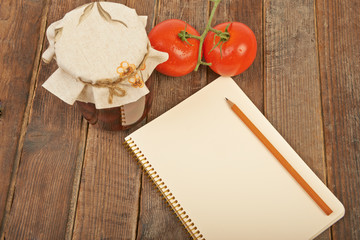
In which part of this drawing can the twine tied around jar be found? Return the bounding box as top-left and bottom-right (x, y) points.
(78, 44), (150, 104)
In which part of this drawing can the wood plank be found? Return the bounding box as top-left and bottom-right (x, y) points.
(146, 0), (210, 120)
(72, 126), (142, 239)
(72, 0), (157, 239)
(135, 0), (209, 239)
(264, 0), (330, 239)
(0, 0), (47, 230)
(207, 0), (264, 112)
(1, 0), (90, 239)
(316, 0), (360, 238)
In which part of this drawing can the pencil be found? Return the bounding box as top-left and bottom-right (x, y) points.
(225, 98), (333, 216)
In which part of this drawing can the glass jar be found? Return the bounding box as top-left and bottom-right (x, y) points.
(76, 76), (154, 131)
(41, 2), (168, 128)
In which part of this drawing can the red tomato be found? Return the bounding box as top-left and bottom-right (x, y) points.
(148, 19), (201, 77)
(203, 22), (257, 76)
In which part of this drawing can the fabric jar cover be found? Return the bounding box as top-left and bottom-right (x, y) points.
(42, 2), (168, 109)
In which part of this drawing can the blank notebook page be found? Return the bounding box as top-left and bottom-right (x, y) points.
(125, 76), (344, 240)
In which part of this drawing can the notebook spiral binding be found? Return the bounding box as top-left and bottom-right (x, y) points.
(124, 137), (205, 240)
(120, 105), (126, 125)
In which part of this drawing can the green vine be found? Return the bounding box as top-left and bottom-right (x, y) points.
(177, 0), (230, 71)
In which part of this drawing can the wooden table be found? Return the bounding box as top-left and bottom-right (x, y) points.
(0, 0), (359, 239)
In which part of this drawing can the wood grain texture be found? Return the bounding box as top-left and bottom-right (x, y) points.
(316, 0), (360, 238)
(147, 0), (210, 121)
(72, 1), (156, 239)
(135, 0), (209, 239)
(264, 0), (330, 239)
(0, 0), (357, 239)
(0, 0), (46, 228)
(207, 0), (264, 112)
(2, 62), (85, 239)
(1, 0), (89, 239)
(72, 125), (142, 240)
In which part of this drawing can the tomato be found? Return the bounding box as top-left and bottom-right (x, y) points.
(148, 19), (201, 77)
(203, 22), (257, 76)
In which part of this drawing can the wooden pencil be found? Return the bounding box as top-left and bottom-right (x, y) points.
(225, 98), (333, 216)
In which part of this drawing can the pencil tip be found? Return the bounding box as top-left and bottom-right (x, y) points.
(225, 98), (234, 107)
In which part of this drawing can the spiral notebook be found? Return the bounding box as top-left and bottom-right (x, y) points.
(124, 76), (344, 240)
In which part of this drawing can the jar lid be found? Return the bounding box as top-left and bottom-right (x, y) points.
(42, 2), (168, 109)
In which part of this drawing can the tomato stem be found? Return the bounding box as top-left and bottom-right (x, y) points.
(194, 0), (223, 71)
(209, 27), (223, 35)
(200, 60), (212, 66)
(187, 34), (202, 40)
(177, 0), (225, 71)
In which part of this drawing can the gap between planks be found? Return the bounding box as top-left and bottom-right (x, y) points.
(262, 0), (266, 116)
(65, 119), (89, 240)
(313, 0), (333, 238)
(0, 0), (51, 238)
(313, 0), (330, 201)
(134, 168), (143, 240)
(135, 0), (159, 239)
